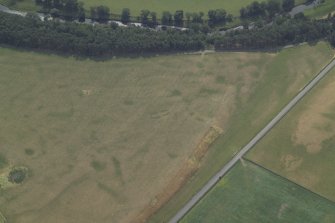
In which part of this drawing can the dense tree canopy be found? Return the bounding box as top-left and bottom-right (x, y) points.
(90, 5), (110, 23)
(1, 5), (335, 58)
(0, 12), (205, 57)
(174, 10), (184, 27)
(282, 0), (295, 12)
(162, 11), (173, 26)
(208, 9), (227, 27)
(213, 16), (334, 50)
(240, 0), (294, 20)
(36, 0), (82, 20)
(121, 8), (130, 24)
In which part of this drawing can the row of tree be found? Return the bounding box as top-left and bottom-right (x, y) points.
(30, 0), (319, 27)
(36, 0), (84, 20)
(240, 0), (295, 19)
(0, 12), (205, 57)
(35, 0), (233, 27)
(1, 9), (335, 57)
(213, 15), (335, 50)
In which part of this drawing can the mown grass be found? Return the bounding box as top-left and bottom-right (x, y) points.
(248, 67), (335, 201)
(182, 160), (335, 223)
(149, 42), (334, 222)
(304, 0), (335, 18)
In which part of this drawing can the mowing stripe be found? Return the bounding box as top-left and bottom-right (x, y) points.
(243, 158), (335, 206)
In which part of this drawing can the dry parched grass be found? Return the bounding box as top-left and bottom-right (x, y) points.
(136, 126), (223, 223)
(0, 43), (333, 223)
(292, 80), (335, 154)
(0, 48), (266, 223)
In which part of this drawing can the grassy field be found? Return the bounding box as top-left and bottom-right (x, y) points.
(0, 0), (256, 16)
(81, 0), (256, 17)
(0, 48), (235, 223)
(0, 46), (310, 223)
(0, 0), (310, 17)
(181, 160), (335, 223)
(0, 43), (333, 223)
(304, 0), (335, 18)
(148, 42), (334, 222)
(248, 63), (335, 201)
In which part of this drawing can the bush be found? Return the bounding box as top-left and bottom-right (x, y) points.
(8, 168), (27, 184)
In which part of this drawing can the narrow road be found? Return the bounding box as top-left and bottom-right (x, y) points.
(168, 58), (335, 223)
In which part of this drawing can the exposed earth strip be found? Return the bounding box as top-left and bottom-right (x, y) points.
(169, 58), (335, 223)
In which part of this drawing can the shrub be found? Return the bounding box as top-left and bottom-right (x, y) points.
(8, 168), (27, 184)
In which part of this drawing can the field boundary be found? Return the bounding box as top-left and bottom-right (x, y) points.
(243, 158), (335, 205)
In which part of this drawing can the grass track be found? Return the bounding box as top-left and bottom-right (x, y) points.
(181, 160), (335, 223)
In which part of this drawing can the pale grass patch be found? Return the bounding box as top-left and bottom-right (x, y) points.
(293, 80), (335, 153)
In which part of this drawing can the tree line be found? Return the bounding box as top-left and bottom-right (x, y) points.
(0, 12), (205, 57)
(240, 0), (296, 20)
(10, 0), (319, 29)
(35, 0), (233, 27)
(213, 14), (335, 51)
(31, 0), (320, 29)
(1, 4), (335, 58)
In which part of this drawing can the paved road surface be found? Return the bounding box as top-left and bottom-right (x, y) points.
(168, 58), (335, 223)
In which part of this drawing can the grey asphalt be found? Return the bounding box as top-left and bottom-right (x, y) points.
(168, 58), (335, 223)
